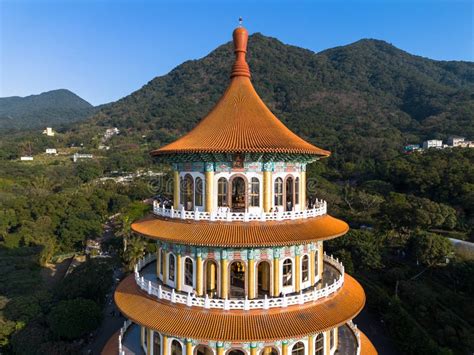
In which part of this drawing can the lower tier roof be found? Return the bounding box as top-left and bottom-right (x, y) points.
(131, 214), (349, 248)
(114, 273), (365, 342)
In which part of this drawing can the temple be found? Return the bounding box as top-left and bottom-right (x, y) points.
(104, 24), (377, 355)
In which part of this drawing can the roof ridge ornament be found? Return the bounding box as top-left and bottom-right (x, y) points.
(231, 20), (251, 78)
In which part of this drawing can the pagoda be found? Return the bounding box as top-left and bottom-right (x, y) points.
(105, 24), (377, 355)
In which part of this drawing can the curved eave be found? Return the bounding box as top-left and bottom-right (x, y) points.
(115, 273), (365, 342)
(360, 331), (378, 355)
(151, 147), (330, 158)
(131, 214), (349, 248)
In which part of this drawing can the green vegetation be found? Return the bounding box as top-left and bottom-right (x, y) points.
(0, 34), (473, 353)
(0, 89), (95, 131)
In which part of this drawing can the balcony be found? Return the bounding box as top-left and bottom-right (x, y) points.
(152, 199), (327, 222)
(133, 252), (344, 311)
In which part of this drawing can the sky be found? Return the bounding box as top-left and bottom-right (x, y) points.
(1, 0), (473, 105)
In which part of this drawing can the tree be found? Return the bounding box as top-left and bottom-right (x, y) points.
(47, 298), (102, 340)
(410, 231), (453, 267)
(123, 236), (147, 271)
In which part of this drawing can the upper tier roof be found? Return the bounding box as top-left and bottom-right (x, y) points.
(151, 27), (330, 158)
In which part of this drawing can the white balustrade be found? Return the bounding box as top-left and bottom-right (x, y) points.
(134, 253), (344, 311)
(152, 200), (327, 222)
(347, 320), (361, 355)
(118, 319), (132, 355)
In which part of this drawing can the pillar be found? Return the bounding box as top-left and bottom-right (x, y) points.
(162, 335), (168, 355)
(176, 254), (182, 292)
(308, 335), (314, 355)
(263, 162), (272, 212)
(216, 342), (224, 355)
(221, 256), (228, 299)
(250, 343), (257, 355)
(173, 170), (180, 209)
(208, 262), (217, 294)
(205, 164), (214, 212)
(300, 168), (306, 208)
(334, 327), (339, 351)
(157, 247), (161, 277)
(186, 339), (193, 355)
(147, 329), (153, 355)
(248, 252), (255, 299)
(325, 331), (330, 355)
(141, 326), (145, 349)
(273, 253), (280, 296)
(282, 341), (288, 355)
(318, 243), (323, 280)
(295, 253), (301, 293)
(310, 248), (316, 286)
(196, 254), (203, 296)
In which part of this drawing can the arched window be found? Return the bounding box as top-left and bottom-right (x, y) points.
(295, 177), (300, 205)
(291, 342), (305, 355)
(179, 177), (185, 205)
(250, 177), (260, 207)
(315, 334), (324, 355)
(261, 347), (278, 355)
(314, 250), (319, 279)
(302, 255), (309, 282)
(228, 350), (245, 355)
(218, 177), (228, 207)
(184, 174), (194, 211)
(274, 178), (283, 206)
(282, 258), (293, 287)
(168, 254), (176, 282)
(160, 249), (165, 275)
(195, 177), (203, 206)
(184, 257), (193, 287)
(195, 345), (213, 355)
(171, 340), (183, 355)
(153, 332), (161, 355)
(330, 328), (336, 349)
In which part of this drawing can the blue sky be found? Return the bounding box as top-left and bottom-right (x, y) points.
(1, 0), (473, 105)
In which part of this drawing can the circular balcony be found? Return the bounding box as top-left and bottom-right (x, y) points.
(133, 252), (344, 310)
(153, 199), (327, 222)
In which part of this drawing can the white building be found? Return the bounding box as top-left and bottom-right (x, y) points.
(422, 139), (443, 149)
(104, 127), (120, 139)
(45, 148), (57, 155)
(72, 153), (93, 162)
(448, 137), (465, 147)
(20, 156), (34, 161)
(42, 127), (55, 136)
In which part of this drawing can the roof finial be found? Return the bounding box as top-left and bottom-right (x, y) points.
(238, 17), (243, 27)
(231, 23), (251, 78)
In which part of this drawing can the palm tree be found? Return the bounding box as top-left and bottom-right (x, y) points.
(123, 235), (147, 271)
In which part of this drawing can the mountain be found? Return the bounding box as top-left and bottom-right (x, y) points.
(0, 89), (95, 131)
(91, 34), (474, 163)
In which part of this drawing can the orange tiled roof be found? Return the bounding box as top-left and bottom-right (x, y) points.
(114, 273), (365, 342)
(360, 330), (378, 355)
(101, 330), (119, 355)
(151, 27), (329, 158)
(132, 214), (349, 247)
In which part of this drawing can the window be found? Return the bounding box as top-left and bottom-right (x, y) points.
(179, 177), (185, 205)
(302, 255), (309, 282)
(314, 250), (318, 278)
(171, 340), (182, 355)
(295, 177), (300, 205)
(168, 254), (175, 282)
(195, 177), (203, 206)
(250, 177), (260, 207)
(291, 342), (305, 355)
(282, 258), (293, 287)
(274, 178), (283, 206)
(160, 249), (165, 275)
(185, 257), (193, 286)
(153, 332), (161, 355)
(218, 177), (228, 207)
(315, 334), (324, 355)
(330, 328), (336, 349)
(184, 174), (194, 211)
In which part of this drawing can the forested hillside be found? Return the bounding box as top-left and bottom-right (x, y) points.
(91, 34), (474, 164)
(0, 89), (95, 131)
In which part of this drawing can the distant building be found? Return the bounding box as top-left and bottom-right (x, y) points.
(42, 127), (55, 136)
(72, 153), (93, 162)
(45, 148), (57, 155)
(404, 144), (421, 153)
(104, 127), (120, 139)
(20, 156), (33, 161)
(448, 136), (464, 146)
(423, 139), (443, 149)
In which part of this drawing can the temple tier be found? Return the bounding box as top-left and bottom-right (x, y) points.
(105, 25), (377, 355)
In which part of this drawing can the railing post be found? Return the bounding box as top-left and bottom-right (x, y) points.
(194, 207), (199, 221)
(261, 211), (266, 221)
(170, 206), (175, 218)
(299, 290), (304, 305)
(282, 294), (288, 307)
(204, 295), (210, 309)
(148, 280), (152, 294)
(171, 289), (176, 303)
(158, 285), (162, 299)
(264, 295), (269, 310)
(224, 297), (230, 310)
(227, 210), (232, 222)
(181, 206), (185, 219)
(244, 296), (250, 311)
(186, 292), (192, 307)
